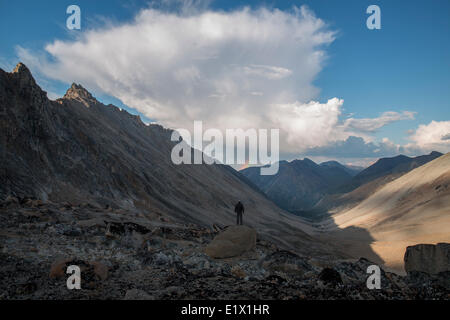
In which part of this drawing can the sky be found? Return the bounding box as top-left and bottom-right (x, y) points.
(1, 0), (449, 166)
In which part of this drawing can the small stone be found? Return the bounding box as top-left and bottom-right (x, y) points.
(49, 258), (72, 279)
(153, 252), (171, 265)
(231, 265), (246, 278)
(5, 196), (19, 204)
(165, 286), (185, 297)
(124, 289), (154, 300)
(90, 261), (108, 280)
(77, 218), (106, 228)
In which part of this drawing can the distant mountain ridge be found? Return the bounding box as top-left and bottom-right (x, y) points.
(241, 152), (442, 217)
(319, 160), (363, 177)
(333, 151), (443, 194)
(310, 151), (444, 217)
(240, 158), (355, 212)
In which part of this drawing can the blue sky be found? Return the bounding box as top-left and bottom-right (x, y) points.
(1, 0), (449, 164)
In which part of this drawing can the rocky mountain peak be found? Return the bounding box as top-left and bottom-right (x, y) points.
(9, 62), (47, 102)
(63, 83), (99, 106)
(13, 62), (32, 76)
(11, 62), (38, 87)
(429, 151), (443, 157)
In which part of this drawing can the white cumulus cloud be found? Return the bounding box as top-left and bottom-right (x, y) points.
(406, 120), (450, 153)
(16, 4), (421, 157)
(344, 111), (415, 132)
(269, 98), (347, 151)
(17, 6), (337, 152)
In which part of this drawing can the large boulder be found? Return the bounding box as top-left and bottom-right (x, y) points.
(318, 267), (343, 286)
(404, 243), (450, 275)
(205, 225), (256, 258)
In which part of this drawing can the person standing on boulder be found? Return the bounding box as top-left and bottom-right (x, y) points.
(234, 201), (244, 225)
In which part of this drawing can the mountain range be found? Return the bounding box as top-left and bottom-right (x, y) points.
(241, 151), (442, 217)
(240, 158), (358, 213)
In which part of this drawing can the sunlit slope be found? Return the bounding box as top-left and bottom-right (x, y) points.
(323, 153), (450, 273)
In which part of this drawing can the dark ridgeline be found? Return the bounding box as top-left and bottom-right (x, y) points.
(334, 151), (443, 194)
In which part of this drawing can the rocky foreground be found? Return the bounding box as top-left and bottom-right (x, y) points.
(0, 197), (448, 300)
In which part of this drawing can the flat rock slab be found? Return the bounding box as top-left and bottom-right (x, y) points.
(205, 225), (257, 259)
(404, 243), (450, 275)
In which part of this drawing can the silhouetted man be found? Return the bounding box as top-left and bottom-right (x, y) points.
(234, 201), (244, 225)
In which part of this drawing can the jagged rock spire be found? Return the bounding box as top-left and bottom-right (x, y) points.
(63, 83), (99, 106)
(12, 62), (38, 87)
(10, 62), (47, 102)
(13, 62), (32, 76)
